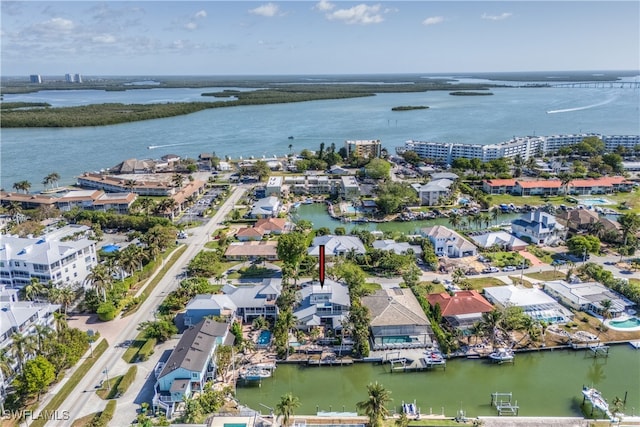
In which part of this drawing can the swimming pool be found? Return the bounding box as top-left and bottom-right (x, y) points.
(101, 244), (120, 253)
(607, 316), (640, 330)
(579, 197), (613, 206)
(257, 330), (272, 346)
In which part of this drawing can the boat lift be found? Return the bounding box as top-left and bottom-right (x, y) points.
(490, 392), (519, 416)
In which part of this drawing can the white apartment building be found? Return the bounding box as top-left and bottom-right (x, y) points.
(265, 176), (283, 197)
(401, 133), (640, 164)
(0, 225), (98, 288)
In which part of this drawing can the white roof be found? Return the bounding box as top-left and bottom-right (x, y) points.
(372, 240), (423, 255)
(308, 235), (366, 256)
(484, 285), (557, 307)
(0, 231), (95, 266)
(471, 231), (528, 249)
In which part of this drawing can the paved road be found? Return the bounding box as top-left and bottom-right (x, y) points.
(40, 185), (248, 427)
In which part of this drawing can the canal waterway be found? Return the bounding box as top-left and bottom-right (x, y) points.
(291, 203), (521, 233)
(236, 345), (640, 418)
(2, 79), (639, 189)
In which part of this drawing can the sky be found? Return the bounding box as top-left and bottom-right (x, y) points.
(1, 1), (639, 76)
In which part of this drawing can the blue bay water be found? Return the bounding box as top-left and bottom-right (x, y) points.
(1, 84), (639, 188)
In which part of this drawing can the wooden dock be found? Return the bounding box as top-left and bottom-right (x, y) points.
(389, 357), (445, 372)
(307, 355), (354, 366)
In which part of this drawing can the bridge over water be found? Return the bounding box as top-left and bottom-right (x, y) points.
(548, 81), (640, 89)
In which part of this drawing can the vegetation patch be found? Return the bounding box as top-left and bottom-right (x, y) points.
(363, 282), (382, 293)
(391, 105), (429, 111)
(484, 251), (528, 268)
(525, 245), (555, 264)
(525, 271), (566, 281)
(29, 339), (108, 427)
(464, 277), (507, 290)
(121, 332), (147, 363)
(95, 375), (123, 400)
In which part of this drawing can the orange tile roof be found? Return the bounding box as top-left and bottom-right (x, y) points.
(569, 176), (630, 188)
(236, 227), (264, 238)
(427, 290), (494, 316)
(255, 218), (287, 232)
(516, 180), (562, 189)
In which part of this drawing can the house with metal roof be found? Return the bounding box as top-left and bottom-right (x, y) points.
(411, 179), (454, 206)
(420, 225), (477, 258)
(470, 231), (528, 251)
(153, 319), (232, 418)
(361, 287), (432, 350)
(249, 196), (281, 219)
(372, 239), (423, 256)
(483, 285), (573, 324)
(308, 235), (366, 257)
(511, 210), (564, 245)
(293, 279), (350, 331)
(543, 280), (633, 318)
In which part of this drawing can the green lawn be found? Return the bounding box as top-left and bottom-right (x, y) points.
(487, 194), (571, 207)
(95, 375), (123, 400)
(363, 282), (382, 293)
(121, 332), (147, 363)
(464, 277), (507, 290)
(525, 271), (566, 281)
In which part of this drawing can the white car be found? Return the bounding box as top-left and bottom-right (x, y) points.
(502, 266), (516, 272)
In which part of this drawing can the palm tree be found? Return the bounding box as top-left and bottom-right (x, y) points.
(85, 264), (113, 301)
(587, 221), (605, 238)
(10, 333), (34, 371)
(33, 324), (53, 354)
(600, 299), (613, 322)
(356, 382), (392, 427)
(53, 311), (68, 332)
(479, 309), (504, 351)
(490, 207), (500, 225)
(448, 212), (461, 230)
(276, 393), (300, 427)
(171, 173), (185, 189)
(21, 277), (46, 301)
(124, 179), (137, 193)
(57, 286), (76, 315)
(12, 180), (32, 194)
(157, 197), (178, 219)
(0, 349), (14, 383)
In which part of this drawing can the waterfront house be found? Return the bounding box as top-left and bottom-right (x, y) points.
(361, 287), (432, 350)
(483, 285), (572, 324)
(412, 179), (454, 206)
(293, 279), (350, 331)
(556, 209), (599, 232)
(235, 218), (292, 241)
(154, 319), (232, 418)
(511, 210), (564, 245)
(0, 191), (57, 210)
(543, 280), (633, 318)
(427, 290), (494, 333)
(183, 294), (237, 326)
(470, 231), (528, 251)
(372, 240), (423, 256)
(249, 196), (280, 219)
(224, 241), (278, 261)
(308, 235), (366, 257)
(184, 279), (282, 326)
(420, 225), (477, 258)
(340, 176), (361, 199)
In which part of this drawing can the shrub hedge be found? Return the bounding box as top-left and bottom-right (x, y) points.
(116, 366), (137, 397)
(137, 338), (157, 361)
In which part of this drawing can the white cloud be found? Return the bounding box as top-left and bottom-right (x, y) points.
(41, 17), (75, 32)
(172, 40), (185, 50)
(326, 4), (384, 25)
(249, 3), (280, 17)
(422, 16), (444, 26)
(314, 0), (335, 12)
(481, 12), (512, 21)
(185, 22), (197, 30)
(195, 10), (207, 19)
(92, 34), (116, 43)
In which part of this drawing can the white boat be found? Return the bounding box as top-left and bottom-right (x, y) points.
(425, 350), (445, 364)
(489, 348), (514, 362)
(240, 366), (272, 381)
(582, 387), (612, 418)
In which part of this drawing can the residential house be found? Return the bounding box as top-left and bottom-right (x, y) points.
(184, 279), (282, 326)
(308, 235), (366, 257)
(293, 279), (350, 331)
(372, 240), (423, 256)
(340, 176), (360, 199)
(183, 295), (237, 326)
(511, 210), (564, 245)
(249, 197), (280, 219)
(470, 231), (528, 251)
(153, 319), (232, 418)
(235, 227), (264, 242)
(556, 209), (599, 233)
(0, 225), (97, 288)
(361, 287), (433, 350)
(420, 225), (477, 258)
(412, 179), (454, 206)
(224, 241), (278, 261)
(543, 280), (633, 319)
(427, 290), (494, 332)
(431, 172), (459, 181)
(328, 165), (351, 175)
(235, 218), (292, 241)
(483, 285), (572, 324)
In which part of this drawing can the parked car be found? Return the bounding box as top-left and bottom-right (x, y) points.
(482, 267), (500, 274)
(502, 266), (516, 272)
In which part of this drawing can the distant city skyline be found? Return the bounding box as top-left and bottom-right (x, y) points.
(1, 1), (639, 76)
